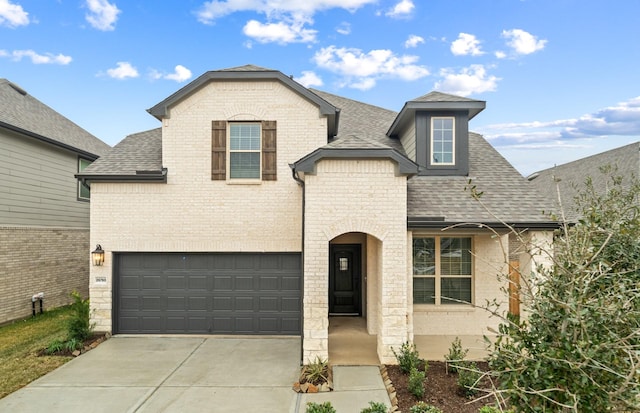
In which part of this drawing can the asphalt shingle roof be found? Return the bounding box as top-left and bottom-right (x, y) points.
(408, 133), (555, 223)
(80, 128), (162, 175)
(0, 79), (110, 157)
(81, 66), (554, 225)
(529, 142), (640, 222)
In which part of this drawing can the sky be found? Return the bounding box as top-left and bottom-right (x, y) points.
(2, 0), (640, 177)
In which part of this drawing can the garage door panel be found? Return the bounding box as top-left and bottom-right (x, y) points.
(115, 252), (301, 335)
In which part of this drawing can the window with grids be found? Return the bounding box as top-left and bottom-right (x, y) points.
(229, 123), (261, 179)
(431, 117), (455, 165)
(413, 237), (472, 305)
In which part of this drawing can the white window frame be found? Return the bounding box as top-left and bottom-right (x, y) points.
(430, 116), (455, 166)
(413, 236), (473, 306)
(228, 122), (261, 181)
(77, 158), (91, 201)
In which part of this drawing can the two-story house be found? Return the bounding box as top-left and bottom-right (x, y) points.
(77, 65), (556, 364)
(0, 79), (110, 323)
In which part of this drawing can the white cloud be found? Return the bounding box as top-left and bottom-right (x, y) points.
(404, 34), (424, 48)
(450, 33), (484, 56)
(494, 50), (507, 59)
(336, 21), (350, 35)
(435, 64), (499, 96)
(243, 18), (317, 43)
(313, 45), (429, 90)
(196, 0), (376, 23)
(165, 65), (192, 82)
(5, 49), (72, 65)
(385, 0), (414, 18)
(106, 62), (139, 79)
(196, 0), (376, 44)
(85, 0), (120, 31)
(0, 0), (29, 27)
(502, 29), (547, 55)
(296, 71), (323, 88)
(479, 96), (640, 150)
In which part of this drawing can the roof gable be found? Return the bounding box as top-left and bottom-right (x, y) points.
(147, 65), (340, 138)
(0, 79), (110, 158)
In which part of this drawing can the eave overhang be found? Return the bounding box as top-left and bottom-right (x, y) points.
(147, 70), (340, 138)
(387, 100), (486, 137)
(0, 121), (101, 160)
(292, 148), (419, 176)
(407, 217), (561, 230)
(75, 168), (168, 184)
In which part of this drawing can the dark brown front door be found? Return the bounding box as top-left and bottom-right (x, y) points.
(329, 244), (361, 315)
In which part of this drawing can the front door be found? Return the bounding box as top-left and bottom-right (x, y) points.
(329, 244), (361, 315)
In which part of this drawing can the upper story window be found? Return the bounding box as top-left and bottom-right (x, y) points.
(431, 117), (454, 165)
(78, 158), (91, 200)
(211, 120), (277, 182)
(229, 123), (261, 179)
(413, 236), (473, 305)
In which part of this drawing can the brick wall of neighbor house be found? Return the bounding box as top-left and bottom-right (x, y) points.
(411, 233), (509, 336)
(303, 159), (408, 364)
(0, 227), (89, 324)
(88, 80), (327, 332)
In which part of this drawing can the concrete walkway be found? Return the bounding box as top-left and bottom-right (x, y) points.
(0, 336), (390, 413)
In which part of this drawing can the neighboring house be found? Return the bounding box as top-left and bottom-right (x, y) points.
(77, 65), (556, 364)
(529, 142), (640, 222)
(0, 79), (110, 324)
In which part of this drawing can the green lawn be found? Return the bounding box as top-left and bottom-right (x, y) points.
(0, 307), (73, 399)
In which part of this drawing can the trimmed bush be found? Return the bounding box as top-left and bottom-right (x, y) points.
(391, 341), (422, 374)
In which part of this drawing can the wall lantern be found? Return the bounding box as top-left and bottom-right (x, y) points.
(92, 244), (105, 266)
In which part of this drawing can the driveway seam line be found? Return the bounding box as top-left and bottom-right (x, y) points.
(130, 337), (207, 413)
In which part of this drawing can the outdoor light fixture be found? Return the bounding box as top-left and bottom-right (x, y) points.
(92, 244), (105, 266)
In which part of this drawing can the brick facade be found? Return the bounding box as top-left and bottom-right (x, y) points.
(303, 159), (409, 364)
(0, 227), (89, 324)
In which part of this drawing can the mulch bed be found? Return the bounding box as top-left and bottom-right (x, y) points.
(37, 332), (109, 357)
(386, 361), (496, 413)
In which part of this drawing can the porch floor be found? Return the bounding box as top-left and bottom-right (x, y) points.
(328, 317), (378, 365)
(327, 317), (491, 364)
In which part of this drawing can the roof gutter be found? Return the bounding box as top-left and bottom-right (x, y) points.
(0, 121), (102, 160)
(407, 218), (561, 230)
(75, 168), (168, 184)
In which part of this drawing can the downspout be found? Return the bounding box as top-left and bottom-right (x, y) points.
(290, 164), (305, 365)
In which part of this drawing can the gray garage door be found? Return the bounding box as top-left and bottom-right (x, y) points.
(114, 252), (301, 335)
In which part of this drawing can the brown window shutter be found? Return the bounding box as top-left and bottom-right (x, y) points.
(211, 120), (227, 180)
(262, 120), (277, 181)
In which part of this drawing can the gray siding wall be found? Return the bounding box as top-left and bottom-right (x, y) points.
(0, 227), (89, 323)
(399, 121), (416, 162)
(0, 129), (90, 228)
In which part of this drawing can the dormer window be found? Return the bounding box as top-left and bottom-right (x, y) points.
(431, 117), (455, 165)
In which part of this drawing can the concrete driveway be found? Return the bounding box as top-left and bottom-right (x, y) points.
(0, 336), (303, 412)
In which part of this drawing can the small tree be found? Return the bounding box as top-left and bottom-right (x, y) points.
(485, 169), (640, 412)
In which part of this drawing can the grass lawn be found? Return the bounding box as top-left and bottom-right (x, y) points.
(0, 306), (73, 399)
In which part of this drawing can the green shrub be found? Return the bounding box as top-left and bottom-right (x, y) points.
(408, 366), (425, 399)
(301, 356), (328, 384)
(45, 339), (65, 355)
(391, 341), (422, 374)
(360, 401), (388, 413)
(305, 401), (336, 413)
(410, 401), (443, 413)
(457, 361), (481, 397)
(478, 406), (514, 413)
(444, 336), (468, 373)
(64, 338), (82, 352)
(67, 291), (93, 342)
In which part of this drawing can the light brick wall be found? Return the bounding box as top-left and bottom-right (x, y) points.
(303, 159), (408, 364)
(412, 233), (509, 335)
(89, 80), (327, 332)
(0, 227), (89, 324)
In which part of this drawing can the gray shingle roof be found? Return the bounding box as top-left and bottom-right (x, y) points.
(310, 89), (406, 154)
(529, 142), (640, 222)
(411, 91), (481, 103)
(79, 128), (162, 175)
(0, 79), (110, 157)
(408, 133), (555, 224)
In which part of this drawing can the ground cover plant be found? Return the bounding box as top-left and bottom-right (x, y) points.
(0, 306), (73, 399)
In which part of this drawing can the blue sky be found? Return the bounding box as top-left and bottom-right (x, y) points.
(2, 0), (639, 176)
